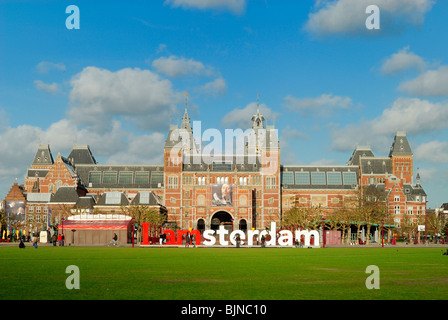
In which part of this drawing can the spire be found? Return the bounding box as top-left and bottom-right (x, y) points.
(180, 92), (192, 132)
(389, 131), (412, 157)
(251, 93), (265, 130)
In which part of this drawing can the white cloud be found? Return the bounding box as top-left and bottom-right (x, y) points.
(221, 102), (278, 129)
(68, 66), (180, 132)
(381, 46), (427, 76)
(305, 0), (434, 37)
(152, 55), (215, 78)
(399, 66), (448, 96)
(198, 77), (227, 96)
(331, 97), (448, 151)
(414, 140), (448, 164)
(34, 80), (59, 94)
(36, 61), (66, 74)
(165, 0), (246, 14)
(284, 94), (352, 116)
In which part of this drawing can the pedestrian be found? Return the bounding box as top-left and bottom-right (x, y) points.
(185, 233), (190, 248)
(19, 238), (26, 249)
(58, 234), (62, 246)
(261, 234), (266, 248)
(52, 234), (57, 246)
(159, 233), (163, 245)
(33, 236), (38, 249)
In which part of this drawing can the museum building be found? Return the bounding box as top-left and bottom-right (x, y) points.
(3, 101), (428, 239)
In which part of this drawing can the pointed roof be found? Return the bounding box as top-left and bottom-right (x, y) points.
(32, 144), (54, 167)
(251, 93), (265, 129)
(347, 146), (375, 166)
(180, 93), (192, 132)
(389, 131), (413, 157)
(68, 145), (97, 165)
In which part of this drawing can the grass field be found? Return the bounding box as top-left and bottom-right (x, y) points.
(0, 246), (447, 300)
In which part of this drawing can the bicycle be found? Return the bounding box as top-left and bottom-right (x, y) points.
(107, 240), (121, 247)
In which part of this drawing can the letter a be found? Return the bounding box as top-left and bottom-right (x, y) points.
(365, 5), (380, 30)
(66, 5), (80, 30)
(365, 265), (380, 289)
(66, 265), (80, 289)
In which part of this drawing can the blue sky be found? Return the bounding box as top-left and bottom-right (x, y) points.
(0, 0), (447, 208)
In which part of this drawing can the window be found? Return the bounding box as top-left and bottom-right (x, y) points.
(281, 172), (294, 185)
(343, 172), (357, 185)
(135, 171), (150, 185)
(103, 172), (117, 184)
(182, 175), (192, 185)
(28, 207), (34, 213)
(394, 205), (400, 215)
(151, 172), (164, 185)
(311, 172), (326, 185)
(295, 172), (310, 185)
(118, 172), (133, 184)
(36, 207), (41, 213)
(89, 172), (102, 184)
(36, 215), (41, 222)
(327, 172), (342, 185)
(394, 195), (400, 202)
(168, 176), (178, 189)
(266, 177), (276, 189)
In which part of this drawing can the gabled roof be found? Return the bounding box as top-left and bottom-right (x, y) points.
(360, 158), (392, 175)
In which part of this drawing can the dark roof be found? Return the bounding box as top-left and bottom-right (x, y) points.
(360, 158), (392, 175)
(75, 196), (96, 209)
(32, 144), (54, 166)
(50, 187), (79, 203)
(26, 169), (49, 178)
(74, 165), (165, 189)
(68, 145), (97, 165)
(281, 165), (358, 189)
(389, 131), (413, 156)
(131, 191), (163, 206)
(347, 146), (375, 166)
(96, 192), (130, 206)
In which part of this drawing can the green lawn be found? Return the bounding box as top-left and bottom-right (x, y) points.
(0, 246), (447, 300)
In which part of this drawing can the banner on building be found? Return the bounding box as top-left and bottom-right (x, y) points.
(5, 201), (26, 223)
(211, 184), (233, 207)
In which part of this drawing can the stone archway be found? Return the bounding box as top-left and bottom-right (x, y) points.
(210, 211), (233, 232)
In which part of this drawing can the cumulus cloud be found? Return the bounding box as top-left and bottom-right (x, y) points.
(414, 140), (448, 164)
(305, 0), (434, 37)
(152, 55), (215, 78)
(198, 77), (227, 97)
(399, 66), (448, 96)
(164, 0), (247, 15)
(331, 97), (448, 152)
(34, 80), (59, 94)
(381, 46), (427, 76)
(68, 66), (180, 132)
(284, 94), (353, 116)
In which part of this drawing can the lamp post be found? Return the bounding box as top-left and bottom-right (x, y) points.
(131, 218), (135, 248)
(381, 219), (384, 248)
(322, 218), (325, 248)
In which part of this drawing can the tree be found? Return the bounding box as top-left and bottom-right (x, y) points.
(121, 205), (166, 243)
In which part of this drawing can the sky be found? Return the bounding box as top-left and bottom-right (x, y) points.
(0, 0), (447, 209)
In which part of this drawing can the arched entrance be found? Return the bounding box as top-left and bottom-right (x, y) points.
(210, 211), (233, 233)
(197, 219), (205, 234)
(239, 219), (248, 234)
